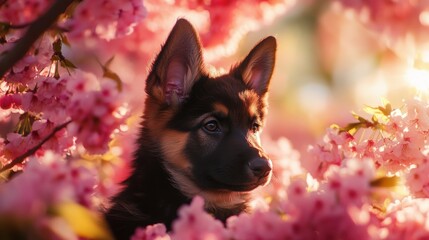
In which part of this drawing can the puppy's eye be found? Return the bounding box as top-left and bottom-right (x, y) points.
(203, 120), (221, 133)
(252, 122), (261, 133)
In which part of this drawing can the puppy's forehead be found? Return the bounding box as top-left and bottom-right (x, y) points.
(197, 75), (262, 119)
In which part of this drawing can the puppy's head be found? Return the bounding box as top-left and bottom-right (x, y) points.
(143, 19), (276, 208)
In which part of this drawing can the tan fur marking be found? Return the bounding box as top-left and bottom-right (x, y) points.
(160, 130), (191, 170)
(184, 66), (200, 95)
(203, 190), (251, 210)
(151, 85), (164, 102)
(239, 90), (259, 117)
(213, 103), (229, 116)
(164, 166), (251, 210)
(145, 106), (174, 139)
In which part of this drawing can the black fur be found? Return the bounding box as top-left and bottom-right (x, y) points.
(105, 76), (254, 240)
(104, 128), (188, 239)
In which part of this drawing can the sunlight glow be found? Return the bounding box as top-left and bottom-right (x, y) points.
(306, 173), (319, 190)
(420, 11), (429, 26)
(405, 67), (429, 93)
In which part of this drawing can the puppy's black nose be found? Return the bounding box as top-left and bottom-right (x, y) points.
(248, 158), (272, 178)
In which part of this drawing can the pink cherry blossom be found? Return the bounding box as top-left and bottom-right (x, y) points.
(64, 0), (147, 41)
(280, 159), (375, 240)
(379, 198), (429, 239)
(227, 210), (290, 240)
(131, 224), (170, 240)
(0, 93), (22, 110)
(406, 160), (429, 198)
(0, 151), (97, 217)
(21, 76), (71, 123)
(335, 0), (429, 53)
(96, 0), (298, 71)
(286, 176), (308, 203)
(2, 119), (73, 165)
(306, 127), (355, 179)
(66, 77), (127, 154)
(0, 0), (53, 25)
(171, 196), (228, 240)
(255, 137), (304, 208)
(1, 36), (53, 84)
(0, 151), (101, 239)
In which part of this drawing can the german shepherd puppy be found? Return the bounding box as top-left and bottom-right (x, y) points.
(105, 18), (276, 239)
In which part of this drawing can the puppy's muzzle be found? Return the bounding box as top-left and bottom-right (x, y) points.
(248, 157), (272, 179)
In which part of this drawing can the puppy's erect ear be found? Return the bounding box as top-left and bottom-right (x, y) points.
(232, 36), (276, 95)
(146, 19), (203, 106)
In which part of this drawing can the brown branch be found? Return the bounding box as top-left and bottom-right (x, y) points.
(8, 23), (31, 29)
(0, 120), (72, 173)
(0, 0), (75, 78)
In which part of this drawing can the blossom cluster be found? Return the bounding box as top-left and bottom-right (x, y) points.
(131, 196), (228, 240)
(103, 0), (295, 68)
(307, 98), (429, 197)
(0, 1), (141, 236)
(0, 152), (97, 212)
(0, 0), (140, 169)
(334, 0), (429, 54)
(132, 159), (376, 240)
(0, 152), (103, 239)
(130, 98), (429, 240)
(64, 0), (147, 41)
(0, 70), (126, 164)
(0, 0), (53, 26)
(174, 0), (291, 50)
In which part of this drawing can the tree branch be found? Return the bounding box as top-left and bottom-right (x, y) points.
(0, 120), (72, 173)
(0, 0), (75, 78)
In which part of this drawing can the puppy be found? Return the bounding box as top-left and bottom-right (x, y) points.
(105, 18), (276, 239)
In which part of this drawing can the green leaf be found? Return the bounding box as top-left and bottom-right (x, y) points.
(14, 113), (36, 136)
(51, 54), (60, 61)
(103, 70), (122, 92)
(381, 103), (392, 116)
(104, 56), (115, 68)
(339, 122), (362, 135)
(0, 22), (10, 43)
(52, 203), (113, 240)
(59, 33), (71, 47)
(364, 99), (392, 117)
(371, 114), (378, 124)
(99, 56), (123, 92)
(370, 176), (400, 188)
(351, 111), (360, 120)
(351, 112), (371, 124)
(381, 97), (391, 108)
(363, 106), (379, 115)
(54, 61), (60, 79)
(61, 58), (77, 69)
(52, 39), (62, 53)
(358, 116), (370, 124)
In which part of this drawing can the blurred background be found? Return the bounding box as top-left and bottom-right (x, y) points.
(207, 1), (427, 158)
(100, 0), (427, 160)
